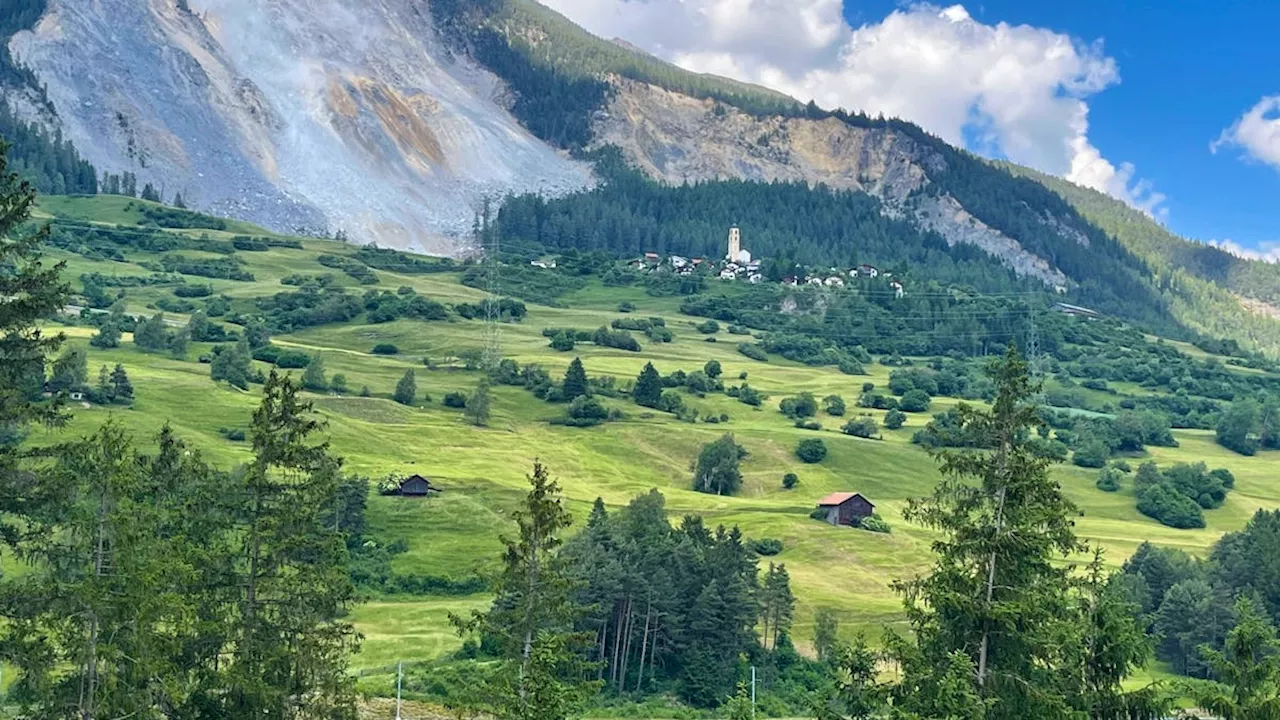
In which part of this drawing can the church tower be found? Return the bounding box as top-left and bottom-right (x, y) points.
(727, 226), (741, 261)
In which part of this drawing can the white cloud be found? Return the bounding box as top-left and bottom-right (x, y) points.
(1212, 96), (1280, 170)
(1208, 239), (1280, 264)
(538, 0), (1163, 214)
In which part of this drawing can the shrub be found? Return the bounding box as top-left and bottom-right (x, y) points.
(795, 438), (827, 464)
(371, 343), (399, 355)
(809, 507), (829, 521)
(782, 472), (799, 489)
(857, 514), (891, 534)
(1096, 467), (1123, 492)
(841, 416), (879, 439)
(780, 393), (818, 419)
(173, 284), (213, 298)
(752, 538), (783, 556)
(657, 390), (686, 414)
(696, 319), (720, 334)
(1136, 483), (1205, 529)
(899, 389), (932, 413)
(274, 349), (312, 369)
(617, 301), (635, 313)
(823, 394), (846, 416)
(218, 427), (246, 442)
(443, 392), (468, 408)
(794, 419), (822, 431)
(549, 332), (575, 351)
(1072, 438), (1110, 468)
(737, 343), (768, 361)
(883, 408), (906, 430)
(693, 433), (747, 495)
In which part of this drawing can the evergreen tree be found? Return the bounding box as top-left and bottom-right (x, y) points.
(140, 182), (160, 202)
(168, 326), (189, 359)
(813, 608), (840, 664)
(0, 140), (70, 444)
(562, 357), (588, 400)
(455, 461), (596, 720)
(224, 371), (358, 717)
(758, 562), (795, 651)
(892, 346), (1084, 719)
(302, 352), (328, 391)
(110, 363), (133, 401)
(633, 362), (662, 408)
(1193, 597), (1280, 720)
(466, 378), (493, 427)
(172, 191), (186, 208)
(49, 344), (88, 391)
(393, 369), (416, 406)
(97, 363), (112, 400)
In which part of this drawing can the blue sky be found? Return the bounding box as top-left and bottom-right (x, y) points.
(547, 0), (1279, 255)
(870, 0), (1279, 251)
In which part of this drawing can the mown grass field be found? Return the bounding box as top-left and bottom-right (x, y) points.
(24, 196), (1280, 674)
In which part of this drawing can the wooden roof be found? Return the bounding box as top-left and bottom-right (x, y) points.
(816, 492), (872, 507)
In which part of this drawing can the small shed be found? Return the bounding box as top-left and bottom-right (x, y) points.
(816, 492), (875, 527)
(398, 474), (439, 497)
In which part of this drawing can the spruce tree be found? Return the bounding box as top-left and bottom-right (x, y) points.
(110, 363), (133, 401)
(0, 139), (69, 439)
(562, 357), (588, 400)
(1193, 597), (1280, 719)
(225, 370), (358, 717)
(49, 345), (88, 391)
(892, 346), (1083, 719)
(394, 369), (417, 405)
(633, 362), (662, 408)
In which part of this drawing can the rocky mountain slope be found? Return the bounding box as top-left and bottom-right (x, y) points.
(7, 0), (592, 252)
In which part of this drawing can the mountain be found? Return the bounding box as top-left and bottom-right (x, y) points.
(7, 0), (1280, 353)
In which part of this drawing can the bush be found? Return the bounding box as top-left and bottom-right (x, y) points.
(1136, 483), (1205, 529)
(857, 514), (891, 534)
(809, 507), (829, 521)
(752, 538), (784, 556)
(794, 419), (822, 431)
(617, 301), (635, 313)
(795, 438), (828, 464)
(883, 408), (906, 430)
(371, 343), (399, 355)
(173, 284), (213, 298)
(823, 394), (846, 416)
(549, 332), (576, 351)
(443, 392), (468, 408)
(841, 416), (879, 439)
(737, 343), (768, 361)
(696, 319), (720, 334)
(782, 472), (799, 489)
(218, 427), (247, 442)
(899, 389), (932, 413)
(274, 350), (311, 369)
(1072, 438), (1110, 468)
(1096, 467), (1123, 492)
(780, 393), (818, 419)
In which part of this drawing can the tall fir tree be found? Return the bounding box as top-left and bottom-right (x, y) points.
(394, 369), (417, 406)
(562, 357), (588, 400)
(633, 362), (662, 408)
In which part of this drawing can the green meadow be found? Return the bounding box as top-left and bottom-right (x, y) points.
(28, 196), (1280, 672)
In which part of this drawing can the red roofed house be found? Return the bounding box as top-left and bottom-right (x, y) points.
(815, 492), (875, 527)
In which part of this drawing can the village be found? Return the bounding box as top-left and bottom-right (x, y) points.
(534, 226), (907, 298)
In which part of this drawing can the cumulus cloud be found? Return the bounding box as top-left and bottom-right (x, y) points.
(1212, 96), (1280, 170)
(1208, 239), (1280, 264)
(538, 0), (1163, 214)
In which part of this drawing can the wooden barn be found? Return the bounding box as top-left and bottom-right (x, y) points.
(397, 474), (440, 497)
(815, 492), (875, 527)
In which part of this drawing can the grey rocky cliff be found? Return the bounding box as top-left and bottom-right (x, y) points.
(8, 0), (592, 253)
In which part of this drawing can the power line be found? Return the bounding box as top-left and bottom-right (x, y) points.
(481, 199), (502, 371)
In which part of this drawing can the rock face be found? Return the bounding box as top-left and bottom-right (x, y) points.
(592, 79), (1069, 287)
(8, 0), (592, 253)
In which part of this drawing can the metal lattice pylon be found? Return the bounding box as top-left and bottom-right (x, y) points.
(481, 203), (502, 371)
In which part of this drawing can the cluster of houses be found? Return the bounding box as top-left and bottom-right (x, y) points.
(619, 226), (907, 298)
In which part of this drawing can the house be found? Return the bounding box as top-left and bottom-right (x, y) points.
(530, 259), (556, 269)
(858, 264), (879, 278)
(782, 276), (798, 286)
(890, 280), (905, 298)
(734, 248), (753, 265)
(397, 474), (440, 497)
(670, 255), (689, 269)
(69, 391), (85, 401)
(824, 276), (845, 287)
(815, 492), (875, 527)
(806, 276), (823, 286)
(691, 257), (705, 267)
(748, 273), (764, 284)
(1053, 302), (1101, 319)
(643, 252), (661, 266)
(718, 268), (737, 280)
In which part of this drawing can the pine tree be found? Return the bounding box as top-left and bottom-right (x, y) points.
(225, 371), (358, 717)
(454, 461), (597, 720)
(1193, 597), (1280, 719)
(97, 364), (112, 400)
(302, 352), (328, 391)
(172, 191), (186, 208)
(140, 182), (160, 202)
(758, 562), (795, 652)
(562, 357), (588, 400)
(49, 345), (88, 391)
(633, 362), (662, 408)
(891, 346), (1083, 719)
(393, 369), (416, 405)
(465, 378), (492, 426)
(110, 363), (133, 401)
(0, 139), (70, 440)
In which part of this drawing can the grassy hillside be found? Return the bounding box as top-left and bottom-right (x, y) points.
(1003, 162), (1280, 356)
(25, 195), (1280, 679)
